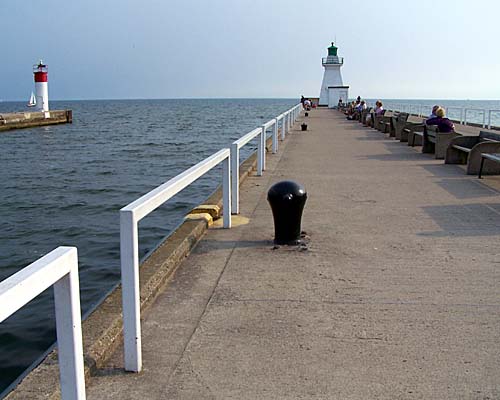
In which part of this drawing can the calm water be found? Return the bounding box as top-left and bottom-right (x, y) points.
(0, 98), (296, 395)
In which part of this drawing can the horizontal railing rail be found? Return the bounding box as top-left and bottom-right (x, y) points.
(382, 102), (499, 129)
(0, 247), (85, 400)
(230, 103), (302, 214)
(1, 101), (302, 396)
(230, 127), (265, 215)
(321, 57), (344, 65)
(487, 110), (500, 129)
(120, 148), (231, 372)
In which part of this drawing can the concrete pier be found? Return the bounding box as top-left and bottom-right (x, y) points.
(0, 110), (72, 132)
(82, 109), (499, 398)
(7, 108), (500, 399)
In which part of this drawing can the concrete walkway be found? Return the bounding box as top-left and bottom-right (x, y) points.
(87, 109), (500, 399)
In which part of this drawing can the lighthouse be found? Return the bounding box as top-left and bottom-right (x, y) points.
(33, 61), (49, 112)
(318, 43), (349, 108)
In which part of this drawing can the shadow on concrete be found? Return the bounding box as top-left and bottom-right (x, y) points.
(358, 152), (428, 162)
(93, 367), (127, 377)
(356, 132), (386, 141)
(195, 239), (273, 253)
(418, 164), (466, 177)
(434, 178), (500, 199)
(341, 124), (369, 132)
(419, 203), (500, 237)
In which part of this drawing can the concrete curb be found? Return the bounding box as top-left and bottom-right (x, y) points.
(5, 148), (263, 399)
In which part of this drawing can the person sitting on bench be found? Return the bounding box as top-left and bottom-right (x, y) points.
(366, 100), (384, 125)
(426, 107), (455, 133)
(429, 105), (439, 118)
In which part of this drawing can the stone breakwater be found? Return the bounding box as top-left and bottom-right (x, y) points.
(0, 110), (72, 132)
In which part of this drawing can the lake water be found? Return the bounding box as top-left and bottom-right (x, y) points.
(0, 97), (498, 395)
(0, 98), (297, 395)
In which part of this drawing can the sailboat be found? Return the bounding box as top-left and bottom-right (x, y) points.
(27, 92), (36, 107)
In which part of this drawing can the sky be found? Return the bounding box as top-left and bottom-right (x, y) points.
(1, 0), (499, 101)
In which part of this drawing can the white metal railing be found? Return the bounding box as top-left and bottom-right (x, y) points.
(119, 102), (301, 372)
(231, 127), (265, 214)
(487, 110), (500, 129)
(0, 102), (302, 395)
(463, 108), (486, 127)
(382, 102), (499, 129)
(0, 247), (85, 400)
(229, 104), (301, 214)
(120, 148), (231, 372)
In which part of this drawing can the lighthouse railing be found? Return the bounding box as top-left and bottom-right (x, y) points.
(0, 247), (86, 400)
(321, 57), (344, 65)
(120, 148), (231, 373)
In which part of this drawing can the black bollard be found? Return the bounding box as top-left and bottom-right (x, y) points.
(267, 180), (307, 245)
(301, 123), (307, 131)
(305, 112), (309, 117)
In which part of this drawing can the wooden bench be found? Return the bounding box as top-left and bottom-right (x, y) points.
(392, 112), (409, 140)
(479, 153), (500, 178)
(445, 131), (500, 175)
(422, 126), (461, 159)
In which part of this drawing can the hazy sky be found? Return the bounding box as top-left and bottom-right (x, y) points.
(1, 0), (499, 101)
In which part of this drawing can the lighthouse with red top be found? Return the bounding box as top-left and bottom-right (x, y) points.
(33, 61), (49, 112)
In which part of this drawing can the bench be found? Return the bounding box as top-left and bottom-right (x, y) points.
(373, 110), (394, 133)
(445, 131), (500, 175)
(373, 109), (386, 131)
(376, 111), (395, 133)
(383, 111), (397, 136)
(392, 112), (409, 140)
(367, 110), (375, 127)
(407, 123), (426, 147)
(361, 108), (373, 125)
(479, 153), (500, 178)
(400, 117), (426, 143)
(422, 126), (462, 159)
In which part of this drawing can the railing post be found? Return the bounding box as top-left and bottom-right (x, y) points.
(230, 143), (239, 214)
(464, 109), (468, 126)
(120, 211), (142, 372)
(261, 124), (267, 171)
(53, 249), (86, 400)
(488, 110), (492, 130)
(460, 108), (464, 125)
(482, 110), (486, 128)
(272, 119), (278, 154)
(281, 113), (286, 140)
(257, 127), (263, 176)
(222, 155), (231, 228)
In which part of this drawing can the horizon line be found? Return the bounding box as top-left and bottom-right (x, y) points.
(1, 96), (500, 102)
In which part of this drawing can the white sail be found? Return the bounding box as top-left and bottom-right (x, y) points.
(28, 92), (36, 107)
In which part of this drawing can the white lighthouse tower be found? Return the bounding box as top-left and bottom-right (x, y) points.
(318, 43), (349, 108)
(33, 61), (49, 112)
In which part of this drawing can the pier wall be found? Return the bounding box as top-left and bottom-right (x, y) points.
(0, 110), (72, 132)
